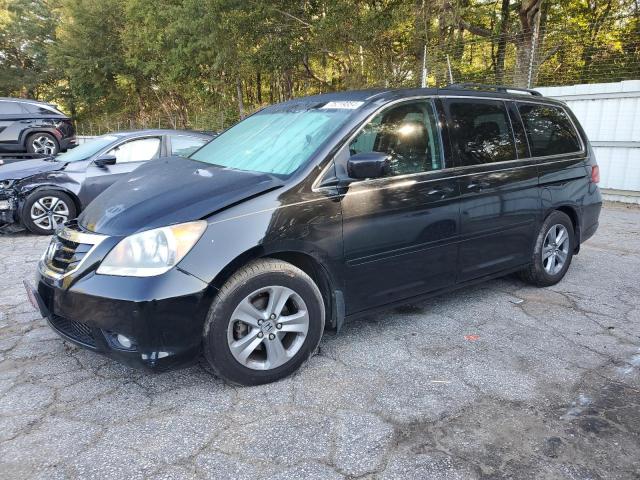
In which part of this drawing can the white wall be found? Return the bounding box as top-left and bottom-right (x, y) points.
(536, 80), (640, 203)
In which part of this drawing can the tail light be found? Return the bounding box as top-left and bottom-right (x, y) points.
(591, 165), (600, 184)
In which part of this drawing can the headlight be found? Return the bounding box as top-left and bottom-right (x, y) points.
(96, 221), (207, 277)
(0, 179), (15, 190)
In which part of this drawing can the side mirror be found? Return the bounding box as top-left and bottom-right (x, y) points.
(347, 152), (390, 180)
(94, 154), (116, 168)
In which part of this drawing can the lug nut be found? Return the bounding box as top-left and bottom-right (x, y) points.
(276, 323), (282, 329)
(268, 333), (275, 340)
(270, 314), (276, 320)
(257, 319), (263, 325)
(257, 332), (264, 338)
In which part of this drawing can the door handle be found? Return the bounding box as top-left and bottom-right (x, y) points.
(427, 186), (455, 196)
(466, 181), (491, 190)
(20, 120), (33, 124)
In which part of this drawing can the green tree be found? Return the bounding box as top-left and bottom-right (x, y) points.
(49, 0), (132, 119)
(0, 0), (58, 97)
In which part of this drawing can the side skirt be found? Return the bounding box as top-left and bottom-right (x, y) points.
(343, 264), (530, 323)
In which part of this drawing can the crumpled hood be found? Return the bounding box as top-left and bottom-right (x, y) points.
(79, 156), (283, 236)
(0, 158), (64, 181)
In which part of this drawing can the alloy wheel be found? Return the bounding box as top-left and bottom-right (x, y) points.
(31, 135), (57, 155)
(30, 196), (70, 231)
(542, 224), (570, 275)
(227, 286), (309, 370)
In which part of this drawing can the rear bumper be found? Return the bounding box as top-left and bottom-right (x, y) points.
(59, 136), (77, 151)
(582, 220), (599, 243)
(32, 267), (215, 372)
(581, 186), (602, 244)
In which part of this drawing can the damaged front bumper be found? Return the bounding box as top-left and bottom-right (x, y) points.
(0, 191), (18, 226)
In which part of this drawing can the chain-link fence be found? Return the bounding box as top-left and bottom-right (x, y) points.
(423, 16), (639, 88)
(74, 110), (227, 136)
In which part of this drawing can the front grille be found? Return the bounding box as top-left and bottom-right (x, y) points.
(47, 237), (92, 274)
(49, 315), (97, 348)
(42, 221), (106, 277)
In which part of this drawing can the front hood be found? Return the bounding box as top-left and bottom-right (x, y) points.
(79, 156), (283, 236)
(0, 158), (64, 181)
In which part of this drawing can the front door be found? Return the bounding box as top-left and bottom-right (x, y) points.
(443, 98), (540, 282)
(80, 136), (162, 207)
(339, 99), (460, 314)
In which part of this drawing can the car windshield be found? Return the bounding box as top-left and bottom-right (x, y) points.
(55, 135), (119, 162)
(190, 102), (357, 176)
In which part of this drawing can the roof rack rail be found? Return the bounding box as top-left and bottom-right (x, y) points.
(445, 83), (542, 97)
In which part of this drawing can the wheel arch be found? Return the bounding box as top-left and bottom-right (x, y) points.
(21, 129), (61, 149)
(210, 246), (341, 330)
(18, 185), (81, 220)
(548, 204), (581, 254)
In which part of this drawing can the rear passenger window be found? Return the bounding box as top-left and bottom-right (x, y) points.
(517, 104), (582, 157)
(349, 100), (442, 176)
(447, 100), (516, 166)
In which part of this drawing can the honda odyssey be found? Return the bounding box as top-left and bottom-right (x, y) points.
(27, 84), (602, 385)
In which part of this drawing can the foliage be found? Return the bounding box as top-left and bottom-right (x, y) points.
(0, 0), (58, 97)
(0, 0), (638, 131)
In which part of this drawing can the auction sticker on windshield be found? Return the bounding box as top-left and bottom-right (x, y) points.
(320, 101), (364, 110)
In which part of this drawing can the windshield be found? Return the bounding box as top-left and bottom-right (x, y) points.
(55, 135), (119, 162)
(190, 103), (357, 176)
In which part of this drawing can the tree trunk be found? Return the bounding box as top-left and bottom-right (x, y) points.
(513, 0), (543, 87)
(414, 0), (427, 87)
(256, 71), (262, 104)
(236, 77), (245, 119)
(495, 0), (510, 84)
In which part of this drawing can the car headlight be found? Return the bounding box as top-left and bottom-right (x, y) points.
(0, 179), (15, 190)
(96, 221), (207, 277)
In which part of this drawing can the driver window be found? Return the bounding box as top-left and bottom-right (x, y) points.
(349, 100), (442, 176)
(108, 137), (161, 163)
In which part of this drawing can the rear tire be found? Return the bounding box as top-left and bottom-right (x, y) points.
(21, 189), (77, 235)
(26, 132), (59, 156)
(519, 210), (575, 287)
(203, 259), (325, 386)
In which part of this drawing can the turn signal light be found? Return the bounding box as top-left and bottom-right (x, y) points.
(591, 165), (600, 184)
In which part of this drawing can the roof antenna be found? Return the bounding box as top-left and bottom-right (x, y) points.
(446, 55), (454, 84)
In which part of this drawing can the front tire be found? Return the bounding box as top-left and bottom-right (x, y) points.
(520, 210), (575, 287)
(203, 259), (325, 386)
(22, 190), (77, 235)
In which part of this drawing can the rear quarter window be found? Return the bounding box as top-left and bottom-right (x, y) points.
(517, 103), (582, 157)
(170, 135), (208, 158)
(22, 103), (64, 115)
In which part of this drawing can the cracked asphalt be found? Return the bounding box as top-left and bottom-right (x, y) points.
(1, 202), (639, 479)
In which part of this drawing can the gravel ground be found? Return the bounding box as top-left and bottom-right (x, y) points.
(1, 203), (639, 479)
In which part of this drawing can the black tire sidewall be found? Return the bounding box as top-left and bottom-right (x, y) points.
(532, 212), (575, 285)
(204, 268), (325, 385)
(26, 133), (59, 155)
(21, 190), (77, 235)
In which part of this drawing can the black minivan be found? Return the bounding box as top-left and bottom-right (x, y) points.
(29, 85), (602, 385)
